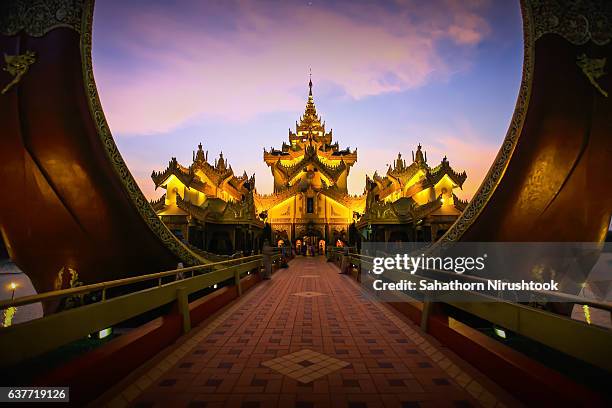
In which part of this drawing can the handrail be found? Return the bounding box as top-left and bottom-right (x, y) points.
(0, 255), (264, 310)
(332, 252), (612, 372)
(0, 253), (282, 366)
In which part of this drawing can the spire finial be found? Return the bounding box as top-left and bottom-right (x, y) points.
(308, 68), (313, 96)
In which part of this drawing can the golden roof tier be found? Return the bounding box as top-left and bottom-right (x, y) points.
(150, 142), (260, 227)
(152, 143), (255, 203)
(360, 145), (467, 224)
(263, 78), (357, 193)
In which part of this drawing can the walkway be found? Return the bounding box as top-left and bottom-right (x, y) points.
(108, 257), (515, 408)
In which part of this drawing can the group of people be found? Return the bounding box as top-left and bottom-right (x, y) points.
(293, 238), (326, 256)
(273, 237), (346, 257)
(258, 237), (350, 277)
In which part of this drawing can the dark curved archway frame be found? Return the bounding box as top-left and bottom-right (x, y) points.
(0, 0), (610, 295)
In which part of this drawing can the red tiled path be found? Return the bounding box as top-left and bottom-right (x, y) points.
(110, 257), (516, 408)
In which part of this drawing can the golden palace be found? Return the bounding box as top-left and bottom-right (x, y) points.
(150, 77), (468, 251)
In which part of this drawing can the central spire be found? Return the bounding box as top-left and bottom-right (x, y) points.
(303, 70), (318, 121)
(295, 71), (325, 136)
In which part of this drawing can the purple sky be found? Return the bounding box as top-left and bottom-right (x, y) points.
(92, 0), (523, 200)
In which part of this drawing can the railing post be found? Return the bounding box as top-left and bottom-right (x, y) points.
(176, 287), (191, 334)
(234, 268), (242, 297)
(340, 248), (349, 274)
(262, 251), (272, 280)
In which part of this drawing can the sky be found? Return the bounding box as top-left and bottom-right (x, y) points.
(91, 0), (524, 200)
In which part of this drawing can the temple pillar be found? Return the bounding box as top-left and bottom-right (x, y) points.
(430, 224), (438, 242)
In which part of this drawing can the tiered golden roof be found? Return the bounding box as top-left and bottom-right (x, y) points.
(150, 142), (261, 226)
(358, 145), (467, 226)
(263, 78), (357, 194)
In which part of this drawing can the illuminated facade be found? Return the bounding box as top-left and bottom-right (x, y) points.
(150, 147), (263, 255)
(151, 78), (468, 251)
(358, 146), (468, 242)
(256, 78), (365, 244)
(255, 79), (468, 244)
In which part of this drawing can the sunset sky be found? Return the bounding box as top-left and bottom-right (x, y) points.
(92, 0), (523, 200)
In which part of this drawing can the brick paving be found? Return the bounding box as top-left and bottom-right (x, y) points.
(108, 257), (516, 408)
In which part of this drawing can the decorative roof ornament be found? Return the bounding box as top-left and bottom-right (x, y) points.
(413, 144), (426, 164)
(193, 142), (206, 163)
(309, 67), (313, 96)
(296, 71), (324, 134)
(395, 152), (406, 171)
(215, 151), (226, 171)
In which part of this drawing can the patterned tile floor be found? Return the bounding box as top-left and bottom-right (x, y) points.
(107, 257), (518, 408)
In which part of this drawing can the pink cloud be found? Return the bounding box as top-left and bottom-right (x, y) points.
(93, 0), (491, 135)
(426, 137), (497, 200)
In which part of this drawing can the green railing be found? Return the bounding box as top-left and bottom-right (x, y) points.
(0, 254), (280, 367)
(330, 250), (612, 373)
